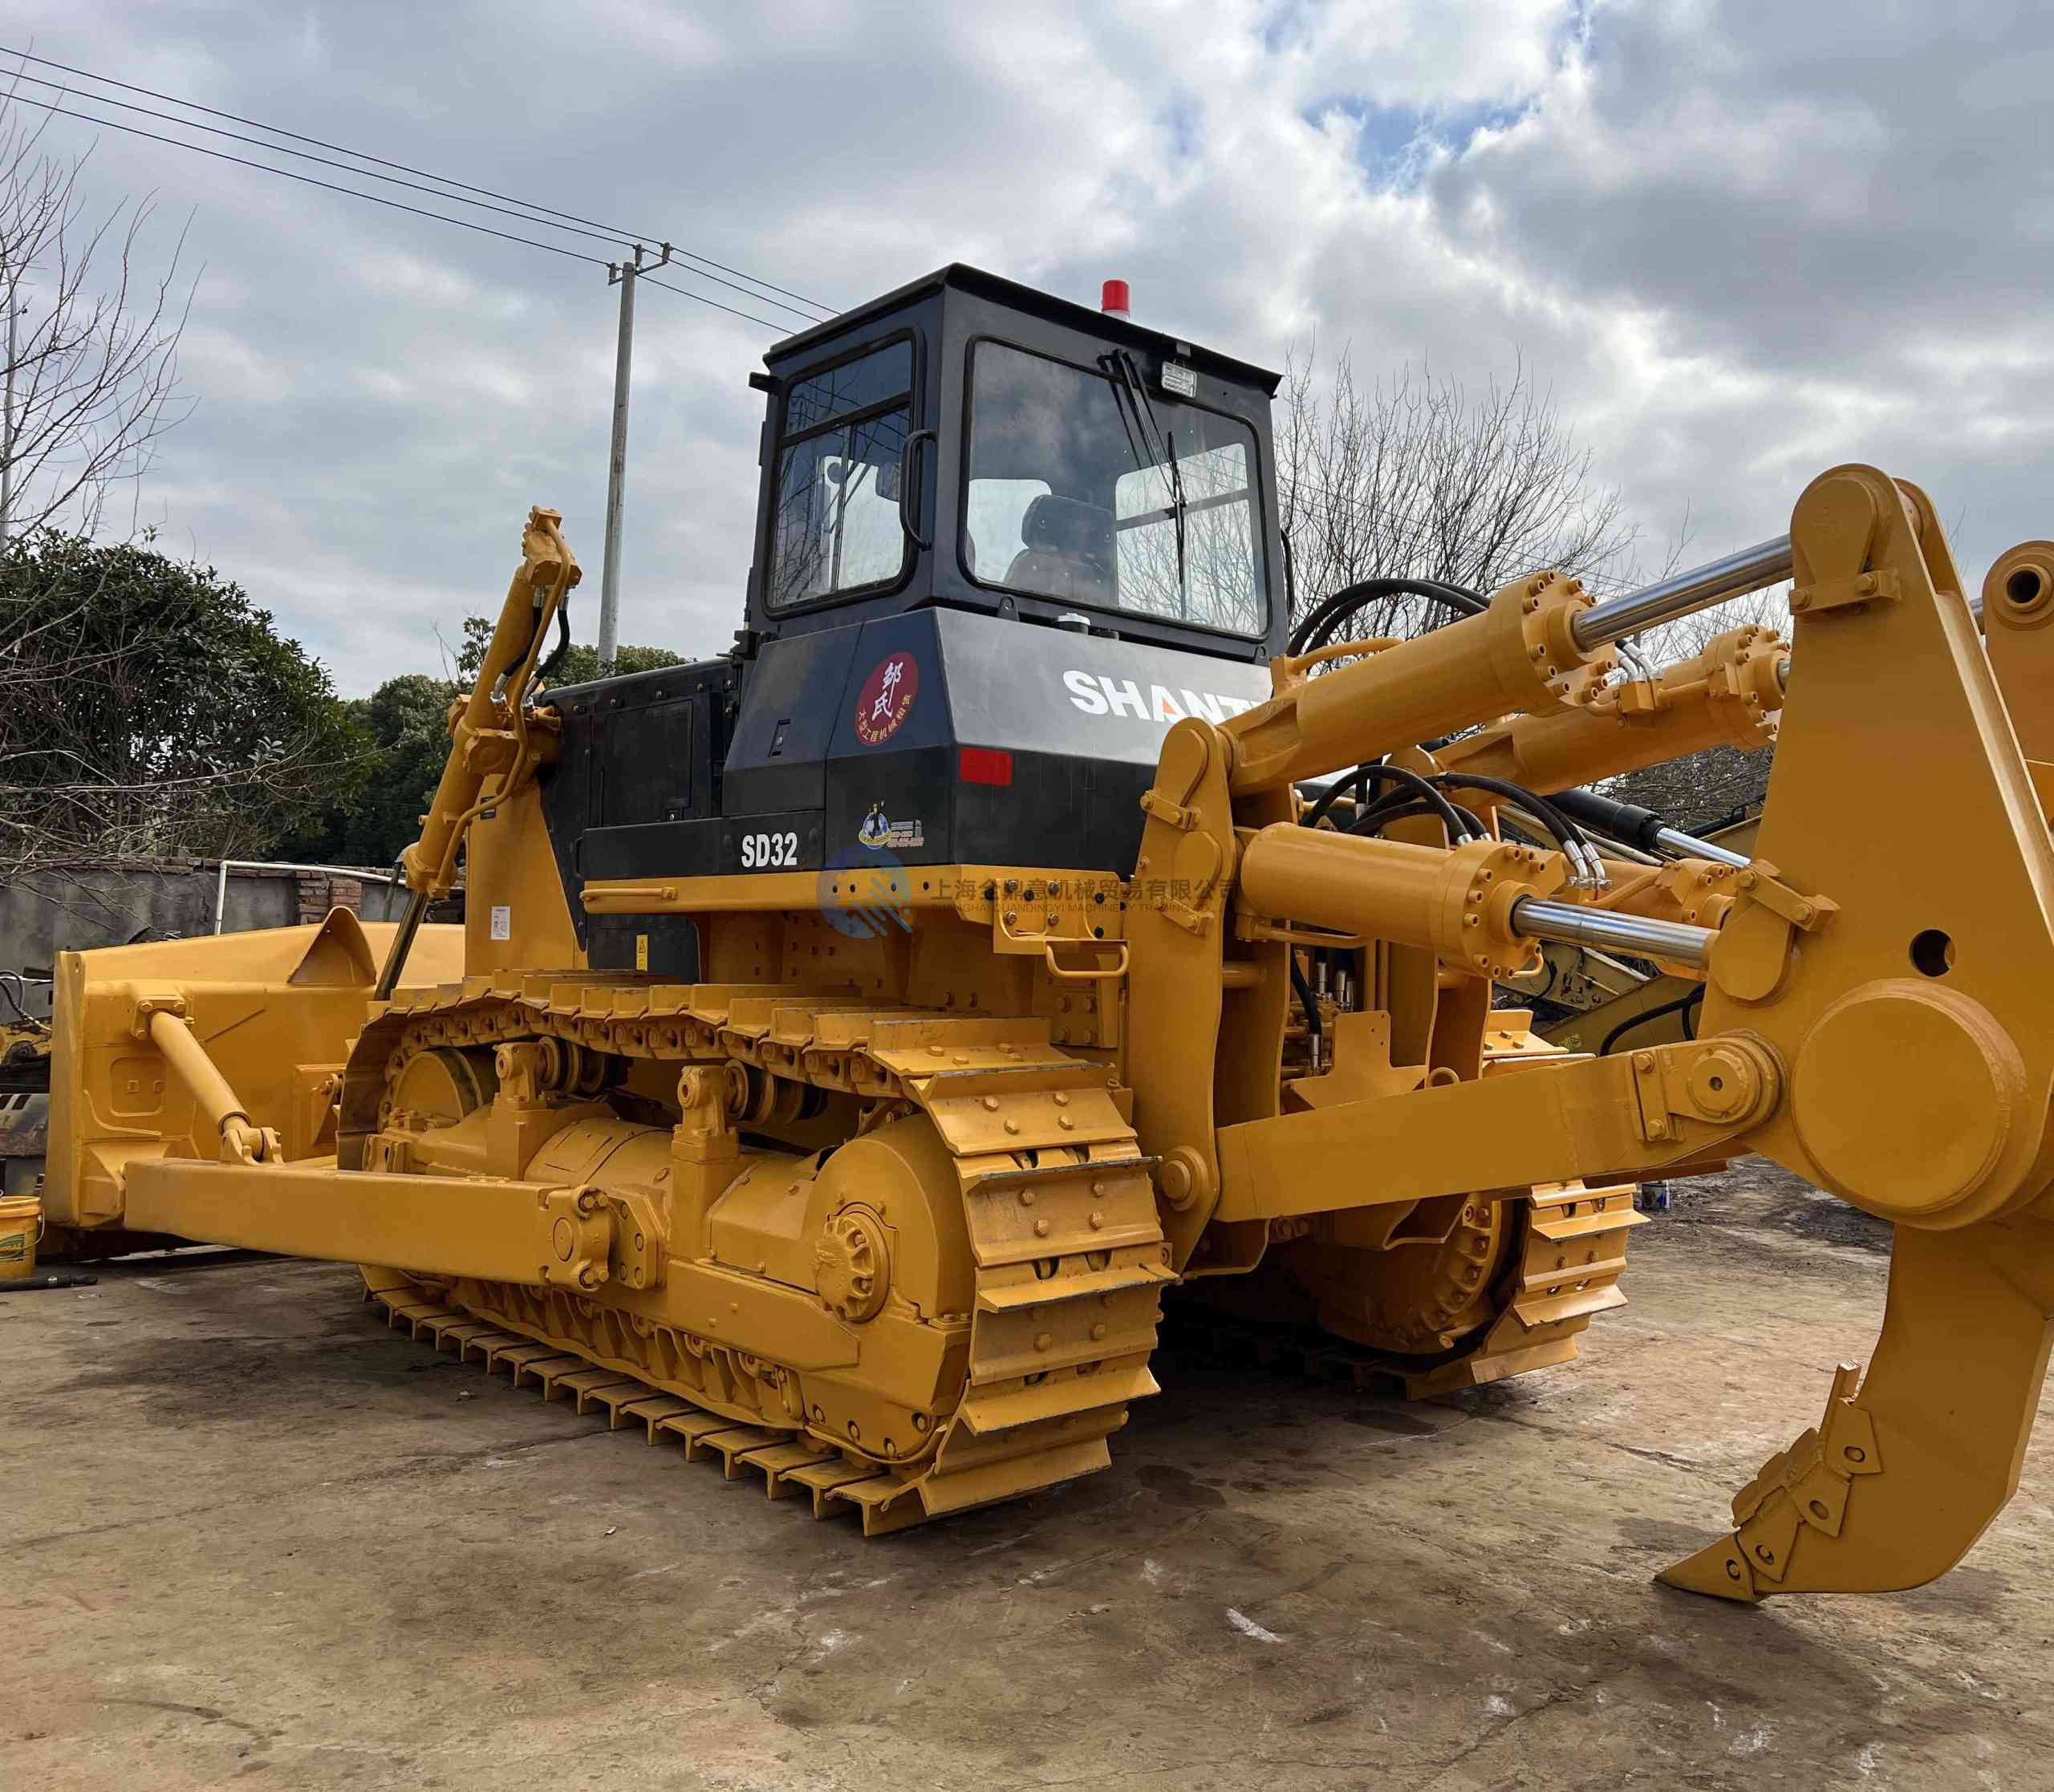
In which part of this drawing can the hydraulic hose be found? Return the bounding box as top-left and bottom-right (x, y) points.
(1345, 764), (1476, 841)
(1426, 774), (1588, 854)
(1423, 772), (1599, 886)
(1289, 954), (1322, 1052)
(1302, 763), (1377, 831)
(531, 601), (574, 693)
(1598, 987), (1703, 1056)
(1345, 796), (1488, 841)
(1288, 577), (1488, 658)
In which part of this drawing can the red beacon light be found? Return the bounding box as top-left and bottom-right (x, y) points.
(1101, 278), (1131, 319)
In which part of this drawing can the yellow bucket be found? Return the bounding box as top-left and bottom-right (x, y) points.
(0, 1194), (42, 1279)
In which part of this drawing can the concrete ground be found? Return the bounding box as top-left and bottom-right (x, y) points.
(5, 1166), (2049, 1792)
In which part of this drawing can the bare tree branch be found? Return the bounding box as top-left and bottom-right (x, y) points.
(1277, 344), (1642, 641)
(0, 86), (196, 543)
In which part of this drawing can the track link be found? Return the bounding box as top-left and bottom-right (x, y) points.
(359, 978), (1170, 1534)
(358, 978), (1640, 1528)
(1167, 1180), (1646, 1397)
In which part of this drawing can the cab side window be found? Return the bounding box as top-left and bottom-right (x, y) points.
(767, 341), (915, 610)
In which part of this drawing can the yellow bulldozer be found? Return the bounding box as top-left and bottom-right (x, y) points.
(35, 265), (2054, 1603)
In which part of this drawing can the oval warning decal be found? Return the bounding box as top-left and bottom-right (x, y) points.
(854, 651), (919, 746)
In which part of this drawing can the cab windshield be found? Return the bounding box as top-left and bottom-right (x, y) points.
(963, 341), (1267, 636)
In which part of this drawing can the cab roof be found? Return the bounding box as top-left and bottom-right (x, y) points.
(763, 262), (1282, 397)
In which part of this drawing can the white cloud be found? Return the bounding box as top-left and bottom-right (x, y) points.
(6, 0), (2052, 690)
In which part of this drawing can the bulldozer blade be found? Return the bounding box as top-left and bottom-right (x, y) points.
(1660, 1210), (2054, 1601)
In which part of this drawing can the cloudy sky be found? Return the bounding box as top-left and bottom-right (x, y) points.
(5, 2), (2048, 694)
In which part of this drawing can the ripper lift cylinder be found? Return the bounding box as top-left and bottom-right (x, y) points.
(1571, 535), (1794, 652)
(1224, 586), (1603, 794)
(1224, 537), (1795, 800)
(1434, 628), (1788, 797)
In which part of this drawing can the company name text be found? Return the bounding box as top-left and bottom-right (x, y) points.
(1062, 669), (1260, 724)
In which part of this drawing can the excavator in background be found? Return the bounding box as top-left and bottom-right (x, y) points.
(35, 264), (2054, 1604)
(2, 998), (51, 1202)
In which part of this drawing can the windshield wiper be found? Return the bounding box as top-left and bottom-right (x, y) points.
(1098, 351), (1151, 483)
(1105, 351), (1187, 613)
(1163, 428), (1187, 615)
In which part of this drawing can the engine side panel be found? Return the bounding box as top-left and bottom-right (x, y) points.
(542, 610), (1273, 945)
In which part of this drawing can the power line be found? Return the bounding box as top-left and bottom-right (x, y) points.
(4, 70), (634, 252)
(2, 67), (825, 326)
(5, 91), (603, 266)
(0, 43), (838, 320)
(5, 90), (793, 328)
(636, 274), (783, 331)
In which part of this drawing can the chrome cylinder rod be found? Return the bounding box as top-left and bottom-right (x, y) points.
(1652, 827), (1752, 870)
(1512, 896), (1714, 971)
(1572, 535), (1794, 654)
(372, 887), (431, 1002)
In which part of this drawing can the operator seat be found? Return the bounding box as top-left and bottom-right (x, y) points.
(1005, 494), (1116, 606)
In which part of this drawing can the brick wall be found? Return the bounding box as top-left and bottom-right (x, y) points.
(292, 870), (366, 924)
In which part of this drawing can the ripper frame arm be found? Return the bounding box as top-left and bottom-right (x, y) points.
(1126, 462), (2054, 1602)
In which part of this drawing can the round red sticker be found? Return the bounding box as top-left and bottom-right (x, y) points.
(854, 651), (919, 745)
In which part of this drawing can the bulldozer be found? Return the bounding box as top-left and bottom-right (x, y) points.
(38, 263), (2054, 1602)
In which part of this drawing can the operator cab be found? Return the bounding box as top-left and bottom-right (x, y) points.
(746, 263), (1288, 663)
(542, 266), (1289, 973)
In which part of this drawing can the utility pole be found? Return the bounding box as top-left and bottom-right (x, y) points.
(598, 241), (672, 674)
